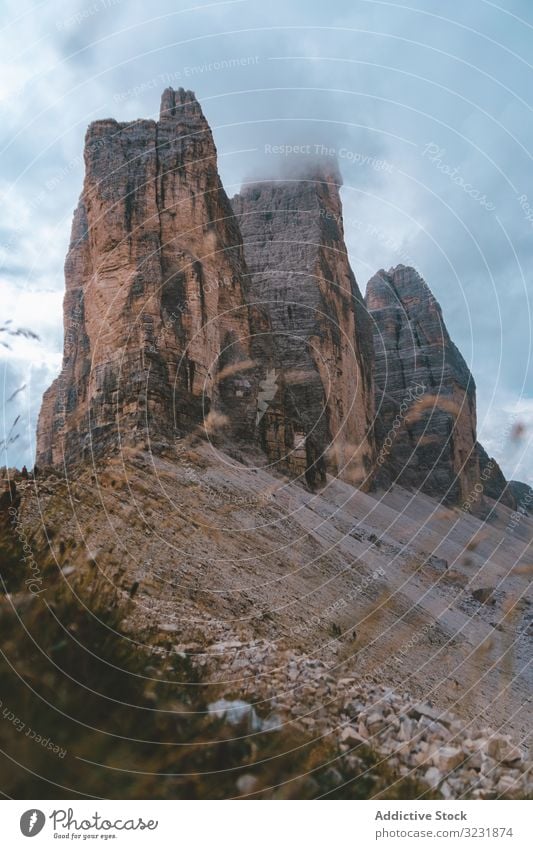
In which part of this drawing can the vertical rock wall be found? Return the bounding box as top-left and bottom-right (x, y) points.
(232, 167), (376, 488)
(366, 265), (480, 503)
(37, 89), (255, 467)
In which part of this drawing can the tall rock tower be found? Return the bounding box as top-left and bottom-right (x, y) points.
(232, 166), (376, 488)
(37, 89), (256, 467)
(366, 265), (480, 503)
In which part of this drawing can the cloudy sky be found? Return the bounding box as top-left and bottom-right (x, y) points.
(1, 0), (531, 482)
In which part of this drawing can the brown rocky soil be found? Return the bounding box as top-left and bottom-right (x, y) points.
(9, 436), (532, 798)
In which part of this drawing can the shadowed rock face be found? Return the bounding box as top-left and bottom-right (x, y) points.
(366, 265), (480, 504)
(476, 443), (516, 510)
(232, 167), (376, 488)
(508, 480), (533, 516)
(37, 88), (256, 467)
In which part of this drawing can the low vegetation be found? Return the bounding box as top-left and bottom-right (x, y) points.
(0, 514), (434, 799)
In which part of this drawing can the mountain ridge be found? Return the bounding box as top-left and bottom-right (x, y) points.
(35, 87), (525, 509)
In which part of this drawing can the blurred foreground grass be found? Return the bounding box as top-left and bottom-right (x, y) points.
(0, 501), (434, 800)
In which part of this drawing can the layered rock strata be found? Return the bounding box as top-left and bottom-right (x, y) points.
(37, 88), (255, 467)
(232, 167), (375, 488)
(365, 265), (480, 503)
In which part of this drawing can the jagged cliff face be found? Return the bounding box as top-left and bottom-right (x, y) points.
(476, 443), (516, 510)
(366, 265), (480, 504)
(36, 86), (519, 507)
(509, 480), (533, 515)
(232, 169), (375, 488)
(37, 88), (255, 467)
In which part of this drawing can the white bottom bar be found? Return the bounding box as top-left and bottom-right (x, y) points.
(2, 799), (531, 847)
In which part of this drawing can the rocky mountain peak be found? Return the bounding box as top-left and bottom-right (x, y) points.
(366, 264), (431, 307)
(367, 264), (475, 393)
(36, 88), (521, 509)
(366, 264), (480, 503)
(233, 169), (375, 488)
(36, 88), (255, 467)
(365, 264), (518, 508)
(159, 86), (204, 120)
